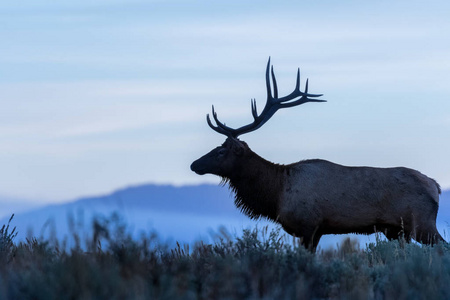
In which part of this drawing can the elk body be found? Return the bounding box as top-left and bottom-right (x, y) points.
(191, 59), (444, 251)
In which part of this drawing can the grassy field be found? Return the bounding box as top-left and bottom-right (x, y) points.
(1, 214), (450, 300)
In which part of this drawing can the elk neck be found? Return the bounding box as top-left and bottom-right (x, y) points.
(223, 149), (286, 221)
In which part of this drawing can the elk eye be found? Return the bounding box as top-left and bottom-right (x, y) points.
(218, 148), (227, 157)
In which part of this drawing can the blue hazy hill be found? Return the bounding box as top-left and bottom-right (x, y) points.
(71, 184), (239, 217)
(0, 184), (273, 246)
(437, 189), (450, 224)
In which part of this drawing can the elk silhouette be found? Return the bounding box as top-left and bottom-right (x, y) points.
(191, 58), (444, 251)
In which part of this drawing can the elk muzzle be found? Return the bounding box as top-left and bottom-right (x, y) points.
(190, 158), (207, 175)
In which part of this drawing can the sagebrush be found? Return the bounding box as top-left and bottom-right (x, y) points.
(0, 215), (449, 300)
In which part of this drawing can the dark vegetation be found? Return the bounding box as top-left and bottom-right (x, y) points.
(1, 214), (450, 300)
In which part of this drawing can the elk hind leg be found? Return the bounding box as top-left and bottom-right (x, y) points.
(300, 228), (322, 252)
(415, 224), (445, 245)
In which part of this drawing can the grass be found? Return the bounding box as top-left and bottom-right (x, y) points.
(1, 214), (450, 300)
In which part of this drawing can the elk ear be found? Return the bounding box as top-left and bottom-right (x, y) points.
(232, 143), (245, 156)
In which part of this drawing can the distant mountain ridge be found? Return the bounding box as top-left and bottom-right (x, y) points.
(71, 184), (239, 217)
(0, 184), (270, 246)
(438, 189), (450, 221)
(0, 196), (44, 220)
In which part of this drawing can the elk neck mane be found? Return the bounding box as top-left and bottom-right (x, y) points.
(221, 147), (286, 221)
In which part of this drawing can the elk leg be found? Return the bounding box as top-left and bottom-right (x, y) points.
(415, 225), (446, 245)
(384, 227), (405, 241)
(310, 234), (322, 252)
(300, 227), (321, 252)
(300, 235), (315, 252)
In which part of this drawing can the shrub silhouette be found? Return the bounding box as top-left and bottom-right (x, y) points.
(0, 215), (449, 299)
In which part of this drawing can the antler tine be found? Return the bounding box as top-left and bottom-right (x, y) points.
(295, 68), (300, 92)
(211, 106), (233, 132)
(271, 66), (278, 99)
(206, 105), (234, 137)
(265, 58), (273, 101)
(275, 68), (323, 103)
(251, 99), (258, 120)
(279, 77), (326, 108)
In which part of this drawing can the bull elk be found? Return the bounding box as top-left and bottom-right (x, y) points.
(190, 58), (444, 251)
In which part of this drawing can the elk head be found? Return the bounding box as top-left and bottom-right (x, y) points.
(190, 138), (249, 177)
(191, 58), (326, 177)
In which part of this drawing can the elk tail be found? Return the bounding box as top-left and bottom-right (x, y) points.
(434, 179), (442, 195)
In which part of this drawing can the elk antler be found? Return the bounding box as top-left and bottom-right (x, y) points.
(207, 58), (326, 138)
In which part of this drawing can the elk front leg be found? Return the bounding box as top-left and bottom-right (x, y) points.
(299, 227), (321, 252)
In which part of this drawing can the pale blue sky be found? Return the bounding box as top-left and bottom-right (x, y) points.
(1, 1), (450, 202)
